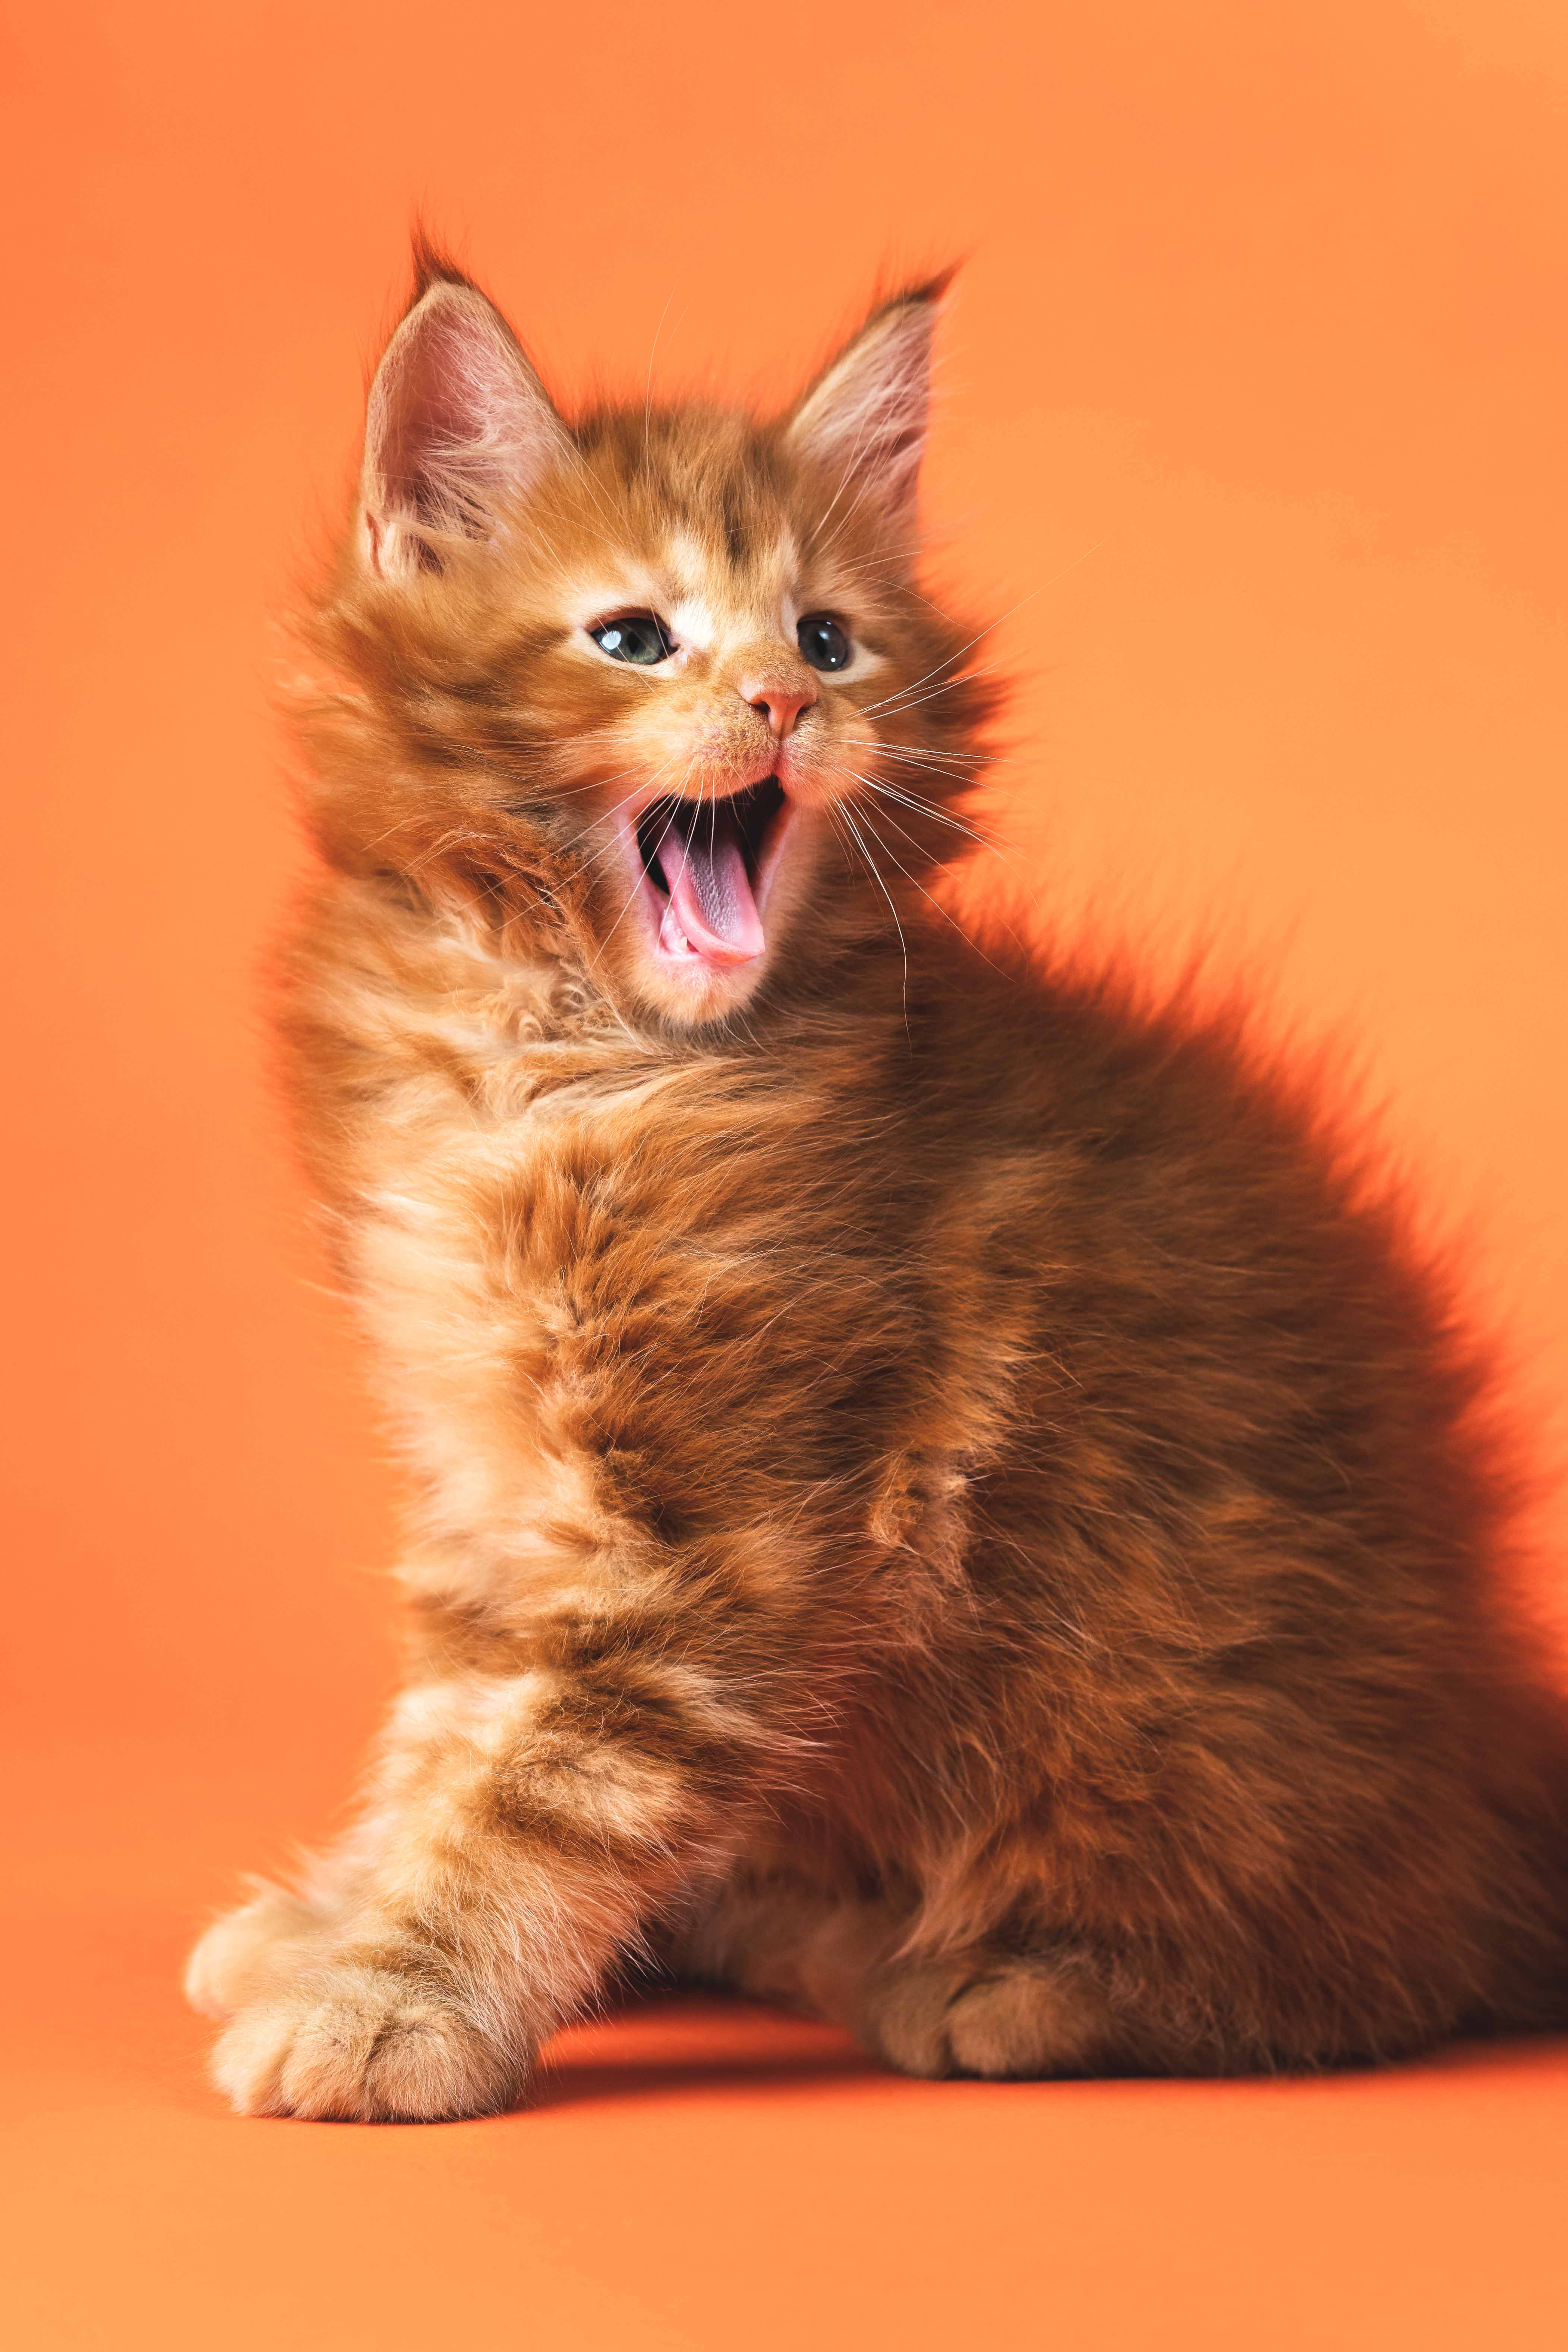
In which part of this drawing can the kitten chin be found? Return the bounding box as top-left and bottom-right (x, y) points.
(190, 245), (1568, 2122)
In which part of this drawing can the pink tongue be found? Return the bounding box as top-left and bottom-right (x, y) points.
(655, 804), (766, 967)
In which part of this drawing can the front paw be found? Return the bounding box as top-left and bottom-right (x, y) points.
(209, 1960), (532, 2122)
(185, 1883), (326, 2018)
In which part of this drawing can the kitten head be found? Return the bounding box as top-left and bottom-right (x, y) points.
(299, 245), (995, 1030)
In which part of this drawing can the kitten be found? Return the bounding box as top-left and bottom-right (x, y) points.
(186, 245), (1568, 2119)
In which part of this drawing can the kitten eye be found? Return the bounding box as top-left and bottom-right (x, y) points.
(589, 613), (675, 666)
(796, 612), (852, 672)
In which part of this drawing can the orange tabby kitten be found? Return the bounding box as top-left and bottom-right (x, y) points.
(186, 246), (1568, 2119)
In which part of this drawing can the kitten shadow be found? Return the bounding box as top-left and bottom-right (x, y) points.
(524, 1995), (1568, 2117)
(527, 1991), (876, 2114)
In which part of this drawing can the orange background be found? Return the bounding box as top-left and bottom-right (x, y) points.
(5, 3), (1568, 2345)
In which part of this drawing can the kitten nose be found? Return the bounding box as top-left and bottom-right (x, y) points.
(741, 673), (817, 740)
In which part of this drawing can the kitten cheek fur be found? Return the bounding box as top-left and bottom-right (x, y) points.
(187, 244), (1568, 2122)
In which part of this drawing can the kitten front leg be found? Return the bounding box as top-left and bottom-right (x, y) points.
(204, 1657), (754, 2121)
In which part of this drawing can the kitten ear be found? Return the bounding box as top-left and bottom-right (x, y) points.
(359, 256), (571, 578)
(783, 273), (952, 526)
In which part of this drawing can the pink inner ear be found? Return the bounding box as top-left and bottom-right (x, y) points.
(375, 306), (501, 524)
(786, 295), (938, 521)
(362, 284), (566, 567)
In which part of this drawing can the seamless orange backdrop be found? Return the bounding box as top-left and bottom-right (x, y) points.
(4, 4), (1567, 2347)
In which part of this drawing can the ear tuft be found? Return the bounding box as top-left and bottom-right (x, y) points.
(784, 272), (955, 529)
(359, 248), (570, 580)
(408, 226), (480, 305)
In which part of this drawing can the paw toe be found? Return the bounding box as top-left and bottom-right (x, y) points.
(944, 1967), (1100, 2078)
(211, 1964), (529, 2122)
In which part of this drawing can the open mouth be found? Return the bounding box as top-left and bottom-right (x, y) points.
(635, 776), (789, 971)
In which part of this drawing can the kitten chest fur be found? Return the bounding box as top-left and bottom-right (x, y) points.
(304, 890), (1025, 1692)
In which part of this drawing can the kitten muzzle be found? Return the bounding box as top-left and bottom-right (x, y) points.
(638, 779), (784, 969)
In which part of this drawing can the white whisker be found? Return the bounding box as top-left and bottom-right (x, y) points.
(830, 798), (910, 1031)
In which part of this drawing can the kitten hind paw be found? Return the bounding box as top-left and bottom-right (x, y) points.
(210, 1962), (531, 2122)
(861, 1954), (1106, 2080)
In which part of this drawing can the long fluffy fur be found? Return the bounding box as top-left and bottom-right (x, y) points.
(186, 250), (1568, 2119)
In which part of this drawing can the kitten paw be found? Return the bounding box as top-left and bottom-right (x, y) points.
(185, 1883), (328, 2018)
(862, 1956), (1104, 2080)
(209, 1961), (531, 2121)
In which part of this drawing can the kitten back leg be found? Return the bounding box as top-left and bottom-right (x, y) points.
(671, 1877), (1116, 2078)
(667, 1872), (909, 2020)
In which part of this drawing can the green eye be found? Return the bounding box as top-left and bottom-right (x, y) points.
(797, 612), (852, 672)
(590, 613), (675, 666)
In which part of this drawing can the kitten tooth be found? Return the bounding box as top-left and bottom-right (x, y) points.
(658, 899), (695, 957)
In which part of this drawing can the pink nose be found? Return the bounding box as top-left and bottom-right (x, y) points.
(741, 675), (817, 740)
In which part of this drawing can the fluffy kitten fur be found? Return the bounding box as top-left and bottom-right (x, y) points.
(186, 246), (1568, 2119)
